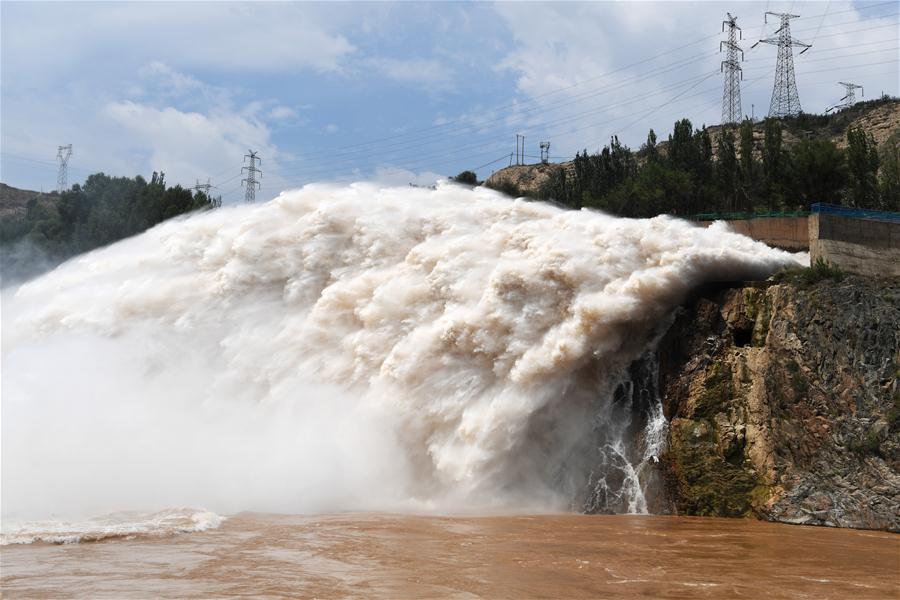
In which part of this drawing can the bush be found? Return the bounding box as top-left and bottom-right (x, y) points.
(452, 170), (478, 186)
(772, 258), (844, 286)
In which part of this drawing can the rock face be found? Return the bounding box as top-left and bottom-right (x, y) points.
(656, 275), (900, 530)
(484, 163), (566, 199)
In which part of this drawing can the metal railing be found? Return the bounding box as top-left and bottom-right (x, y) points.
(690, 210), (810, 221)
(810, 203), (900, 223)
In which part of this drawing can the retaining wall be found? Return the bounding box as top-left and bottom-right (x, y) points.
(809, 213), (900, 277)
(698, 216), (810, 251)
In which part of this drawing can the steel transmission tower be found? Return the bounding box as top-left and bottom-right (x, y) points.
(241, 150), (262, 203)
(193, 177), (213, 195)
(56, 144), (72, 193)
(720, 13), (744, 124)
(827, 82), (864, 112)
(753, 12), (811, 118)
(194, 177), (222, 208)
(539, 141), (550, 164)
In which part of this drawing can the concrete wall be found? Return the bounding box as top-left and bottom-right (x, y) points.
(809, 213), (900, 277)
(697, 213), (899, 277)
(699, 216), (810, 251)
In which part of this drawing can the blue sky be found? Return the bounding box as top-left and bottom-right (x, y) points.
(1, 1), (897, 203)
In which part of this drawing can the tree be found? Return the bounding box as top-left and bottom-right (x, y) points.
(606, 162), (693, 218)
(0, 170), (218, 281)
(692, 126), (715, 212)
(787, 139), (847, 209)
(846, 126), (880, 208)
(716, 128), (739, 212)
(762, 118), (785, 210)
(641, 129), (660, 164)
(452, 170), (478, 186)
(738, 119), (757, 212)
(878, 136), (900, 211)
(667, 118), (697, 173)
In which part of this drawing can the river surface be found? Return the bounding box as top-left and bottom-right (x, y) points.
(2, 513), (897, 599)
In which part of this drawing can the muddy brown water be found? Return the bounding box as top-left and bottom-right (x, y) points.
(2, 513), (898, 599)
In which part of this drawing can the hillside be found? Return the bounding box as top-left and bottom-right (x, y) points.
(487, 98), (900, 199)
(0, 173), (217, 284)
(0, 183), (58, 218)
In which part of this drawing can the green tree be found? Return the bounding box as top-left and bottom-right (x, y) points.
(606, 162), (693, 218)
(762, 118), (785, 210)
(667, 118), (697, 173)
(642, 129), (660, 164)
(878, 135), (900, 211)
(787, 139), (847, 209)
(846, 126), (880, 208)
(1, 170), (218, 281)
(738, 119), (757, 212)
(716, 128), (739, 212)
(452, 170), (478, 186)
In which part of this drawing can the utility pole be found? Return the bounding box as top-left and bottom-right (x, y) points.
(539, 141), (550, 164)
(827, 82), (864, 112)
(515, 134), (525, 165)
(241, 150), (262, 203)
(56, 144), (72, 194)
(752, 12), (811, 118)
(720, 13), (744, 125)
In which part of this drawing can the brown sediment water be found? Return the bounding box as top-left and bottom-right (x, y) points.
(2, 513), (898, 599)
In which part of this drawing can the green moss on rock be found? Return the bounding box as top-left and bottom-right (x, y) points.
(669, 419), (764, 517)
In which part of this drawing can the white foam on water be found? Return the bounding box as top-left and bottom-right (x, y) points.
(1, 508), (223, 545)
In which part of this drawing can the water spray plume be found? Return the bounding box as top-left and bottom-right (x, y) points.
(1, 182), (802, 542)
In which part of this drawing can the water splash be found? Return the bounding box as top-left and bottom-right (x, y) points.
(1, 182), (802, 527)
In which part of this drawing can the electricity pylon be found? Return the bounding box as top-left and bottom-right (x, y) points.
(56, 144), (72, 193)
(241, 150), (262, 203)
(720, 13), (744, 124)
(193, 177), (214, 195)
(193, 178), (222, 208)
(826, 82), (864, 113)
(752, 12), (811, 118)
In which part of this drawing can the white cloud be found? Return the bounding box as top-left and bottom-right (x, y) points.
(365, 57), (456, 90)
(268, 106), (299, 121)
(1, 3), (358, 86)
(105, 101), (276, 189)
(370, 166), (444, 187)
(139, 62), (205, 95)
(492, 1), (899, 156)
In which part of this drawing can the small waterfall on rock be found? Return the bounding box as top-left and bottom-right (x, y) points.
(579, 351), (669, 514)
(1, 182), (802, 526)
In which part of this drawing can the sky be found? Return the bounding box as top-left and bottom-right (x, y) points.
(1, 1), (897, 203)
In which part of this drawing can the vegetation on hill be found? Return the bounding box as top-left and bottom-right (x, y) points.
(0, 171), (219, 282)
(487, 99), (900, 218)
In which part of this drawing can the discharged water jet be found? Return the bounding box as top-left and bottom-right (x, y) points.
(1, 181), (803, 542)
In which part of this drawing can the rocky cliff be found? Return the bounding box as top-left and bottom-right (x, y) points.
(656, 271), (900, 530)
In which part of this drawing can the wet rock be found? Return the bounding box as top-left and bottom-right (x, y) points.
(657, 275), (900, 531)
